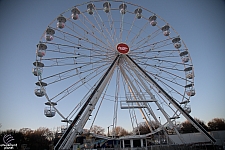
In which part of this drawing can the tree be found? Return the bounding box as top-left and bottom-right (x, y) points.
(208, 118), (225, 131)
(136, 122), (150, 135)
(90, 125), (105, 135)
(111, 126), (129, 136)
(134, 121), (159, 135)
(19, 128), (33, 136)
(180, 118), (208, 133)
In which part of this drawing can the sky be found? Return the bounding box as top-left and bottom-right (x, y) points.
(0, 0), (225, 133)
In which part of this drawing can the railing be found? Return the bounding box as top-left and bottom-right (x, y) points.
(78, 144), (223, 150)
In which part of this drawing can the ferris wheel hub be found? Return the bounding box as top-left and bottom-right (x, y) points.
(117, 43), (129, 54)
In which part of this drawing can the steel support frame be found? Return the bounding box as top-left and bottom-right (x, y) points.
(119, 65), (154, 133)
(125, 55), (184, 143)
(54, 55), (119, 150)
(126, 55), (216, 143)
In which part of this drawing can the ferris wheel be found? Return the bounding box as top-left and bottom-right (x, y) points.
(32, 0), (215, 149)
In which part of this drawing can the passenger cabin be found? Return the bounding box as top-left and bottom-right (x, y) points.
(71, 8), (80, 20)
(45, 28), (55, 41)
(57, 15), (66, 29)
(161, 25), (170, 36)
(87, 3), (95, 15)
(44, 102), (57, 117)
(149, 15), (157, 26)
(134, 8), (142, 19)
(32, 67), (42, 76)
(184, 105), (191, 114)
(119, 3), (127, 14)
(44, 107), (56, 117)
(172, 37), (181, 49)
(34, 88), (45, 97)
(186, 89), (195, 96)
(103, 2), (111, 13)
(180, 51), (189, 63)
(33, 61), (44, 76)
(185, 84), (195, 96)
(184, 66), (194, 79)
(34, 81), (47, 97)
(36, 43), (47, 57)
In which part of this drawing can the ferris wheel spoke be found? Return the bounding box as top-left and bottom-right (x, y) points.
(128, 21), (149, 47)
(42, 55), (110, 67)
(51, 28), (111, 54)
(52, 31), (111, 56)
(130, 28), (162, 50)
(134, 59), (184, 72)
(44, 40), (117, 56)
(51, 67), (109, 103)
(119, 4), (127, 43)
(124, 17), (136, 43)
(66, 20), (112, 53)
(78, 11), (114, 50)
(43, 62), (109, 86)
(106, 11), (119, 44)
(131, 38), (174, 53)
(132, 56), (191, 67)
(92, 8), (117, 49)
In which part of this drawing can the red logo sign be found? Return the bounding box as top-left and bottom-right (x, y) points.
(117, 43), (129, 54)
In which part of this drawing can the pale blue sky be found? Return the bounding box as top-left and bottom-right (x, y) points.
(0, 0), (224, 132)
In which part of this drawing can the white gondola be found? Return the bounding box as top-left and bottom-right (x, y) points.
(184, 66), (194, 79)
(103, 2), (111, 13)
(44, 102), (57, 117)
(87, 3), (95, 15)
(36, 43), (47, 57)
(45, 28), (55, 41)
(180, 51), (189, 63)
(186, 89), (195, 96)
(149, 15), (157, 26)
(32, 67), (43, 76)
(34, 88), (45, 97)
(172, 37), (181, 49)
(174, 42), (181, 49)
(71, 7), (80, 20)
(185, 84), (195, 96)
(119, 3), (127, 14)
(186, 73), (193, 79)
(184, 106), (191, 114)
(37, 51), (45, 57)
(134, 8), (142, 19)
(161, 25), (170, 36)
(57, 15), (66, 29)
(182, 56), (189, 63)
(44, 107), (56, 117)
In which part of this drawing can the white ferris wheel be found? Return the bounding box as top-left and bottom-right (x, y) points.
(32, 0), (215, 149)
